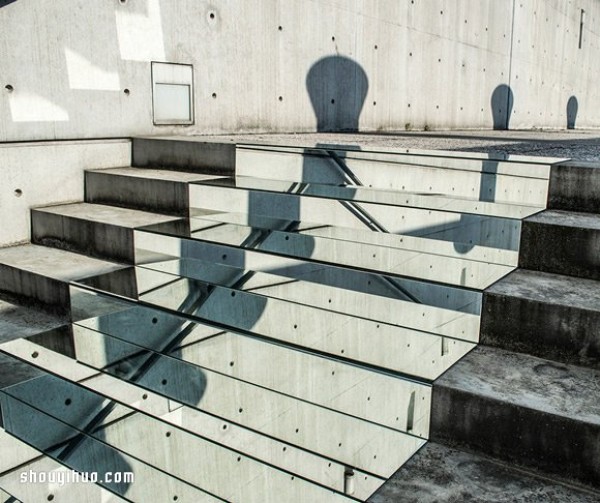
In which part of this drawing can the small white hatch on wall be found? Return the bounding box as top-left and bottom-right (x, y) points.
(151, 62), (194, 125)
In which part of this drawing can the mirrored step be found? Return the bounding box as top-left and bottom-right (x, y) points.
(187, 210), (517, 267)
(138, 255), (480, 338)
(135, 225), (483, 315)
(0, 428), (127, 502)
(72, 268), (476, 380)
(0, 383), (223, 502)
(188, 183), (522, 252)
(0, 336), (385, 500)
(68, 288), (434, 437)
(1, 335), (425, 486)
(235, 145), (552, 207)
(0, 371), (357, 502)
(200, 175), (542, 220)
(137, 218), (512, 290)
(68, 313), (431, 433)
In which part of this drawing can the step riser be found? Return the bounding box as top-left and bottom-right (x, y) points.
(520, 221), (600, 279)
(32, 211), (134, 264)
(0, 265), (68, 314)
(430, 385), (600, 490)
(85, 171), (189, 216)
(481, 292), (600, 368)
(132, 138), (235, 175)
(549, 162), (600, 213)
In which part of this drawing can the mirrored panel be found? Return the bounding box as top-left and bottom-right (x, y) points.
(1, 334), (425, 497)
(188, 182), (522, 253)
(198, 175), (542, 220)
(135, 223), (483, 315)
(73, 266), (477, 379)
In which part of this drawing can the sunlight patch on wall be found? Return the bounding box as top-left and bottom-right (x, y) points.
(9, 93), (69, 122)
(64, 48), (121, 91)
(115, 0), (165, 62)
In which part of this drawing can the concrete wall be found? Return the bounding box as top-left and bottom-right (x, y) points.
(0, 0), (598, 141)
(0, 140), (131, 247)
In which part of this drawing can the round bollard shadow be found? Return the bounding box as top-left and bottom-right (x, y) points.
(567, 96), (578, 129)
(306, 56), (369, 132)
(491, 84), (514, 130)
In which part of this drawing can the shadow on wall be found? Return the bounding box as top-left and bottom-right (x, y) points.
(0, 0), (19, 7)
(491, 84), (514, 130)
(306, 56), (369, 132)
(567, 96), (578, 129)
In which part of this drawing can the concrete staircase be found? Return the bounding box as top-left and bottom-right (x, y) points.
(403, 161), (600, 501)
(0, 138), (598, 501)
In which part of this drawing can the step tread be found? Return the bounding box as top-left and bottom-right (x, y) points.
(486, 269), (600, 311)
(437, 346), (600, 425)
(89, 166), (223, 182)
(369, 442), (600, 503)
(34, 202), (179, 229)
(0, 244), (125, 281)
(526, 209), (600, 230)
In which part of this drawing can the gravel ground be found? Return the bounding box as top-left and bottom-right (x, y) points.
(196, 129), (600, 162)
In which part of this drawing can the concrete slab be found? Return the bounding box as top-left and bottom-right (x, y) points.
(369, 442), (600, 503)
(431, 346), (600, 489)
(34, 202), (179, 229)
(0, 244), (125, 282)
(521, 210), (600, 279)
(132, 137), (235, 175)
(32, 203), (180, 263)
(89, 166), (222, 182)
(485, 269), (600, 310)
(481, 269), (600, 367)
(85, 167), (221, 216)
(0, 244), (125, 310)
(549, 161), (600, 213)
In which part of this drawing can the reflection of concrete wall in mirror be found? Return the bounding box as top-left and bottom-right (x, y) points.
(567, 96), (578, 129)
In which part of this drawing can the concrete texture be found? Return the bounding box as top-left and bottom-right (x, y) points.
(0, 140), (131, 247)
(549, 161), (600, 213)
(368, 442), (600, 503)
(431, 346), (600, 490)
(198, 130), (600, 161)
(0, 244), (125, 311)
(520, 210), (600, 279)
(32, 203), (178, 263)
(132, 137), (235, 174)
(1, 1), (600, 142)
(481, 269), (600, 367)
(85, 167), (220, 216)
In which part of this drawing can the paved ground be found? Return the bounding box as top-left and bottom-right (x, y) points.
(196, 129), (600, 161)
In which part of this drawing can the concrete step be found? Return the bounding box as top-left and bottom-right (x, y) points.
(520, 210), (600, 279)
(481, 269), (600, 368)
(132, 137), (235, 175)
(549, 161), (600, 213)
(32, 202), (179, 263)
(369, 442), (600, 503)
(0, 244), (126, 313)
(430, 346), (600, 490)
(85, 167), (222, 216)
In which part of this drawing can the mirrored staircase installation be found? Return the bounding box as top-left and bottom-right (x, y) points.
(0, 142), (557, 502)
